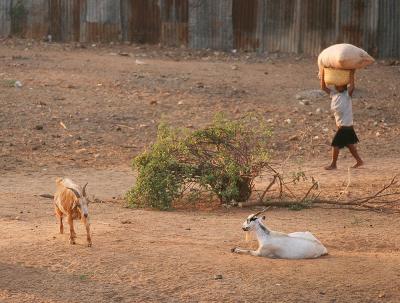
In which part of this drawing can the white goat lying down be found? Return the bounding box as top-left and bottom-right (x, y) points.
(232, 209), (328, 259)
(54, 178), (92, 247)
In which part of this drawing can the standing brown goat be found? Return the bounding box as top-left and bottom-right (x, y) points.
(54, 178), (92, 247)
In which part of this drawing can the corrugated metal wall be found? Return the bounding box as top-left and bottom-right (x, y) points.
(232, 0), (261, 51)
(296, 0), (336, 55)
(0, 0), (11, 37)
(189, 0), (233, 50)
(377, 0), (400, 58)
(80, 0), (122, 42)
(263, 0), (298, 53)
(0, 0), (399, 58)
(49, 0), (82, 42)
(161, 0), (188, 47)
(3, 0), (49, 39)
(24, 0), (49, 39)
(131, 0), (160, 44)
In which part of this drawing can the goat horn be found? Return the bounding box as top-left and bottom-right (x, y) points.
(253, 206), (271, 217)
(66, 187), (81, 199)
(82, 182), (88, 197)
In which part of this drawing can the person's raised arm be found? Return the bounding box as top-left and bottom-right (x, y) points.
(320, 69), (331, 95)
(348, 69), (355, 97)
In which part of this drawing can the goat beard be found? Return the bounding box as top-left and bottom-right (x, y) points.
(245, 231), (255, 242)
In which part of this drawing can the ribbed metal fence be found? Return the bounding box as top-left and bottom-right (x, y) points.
(0, 0), (11, 37)
(188, 0), (233, 50)
(0, 0), (398, 58)
(377, 0), (400, 58)
(161, 0), (188, 47)
(49, 0), (82, 42)
(80, 0), (122, 42)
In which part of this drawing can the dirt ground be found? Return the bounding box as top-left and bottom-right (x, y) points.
(1, 39), (400, 302)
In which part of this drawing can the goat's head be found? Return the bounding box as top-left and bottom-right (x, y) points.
(67, 183), (90, 218)
(242, 207), (270, 231)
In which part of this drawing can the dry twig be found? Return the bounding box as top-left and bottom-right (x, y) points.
(242, 167), (400, 213)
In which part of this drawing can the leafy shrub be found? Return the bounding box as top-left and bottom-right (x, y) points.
(127, 114), (271, 210)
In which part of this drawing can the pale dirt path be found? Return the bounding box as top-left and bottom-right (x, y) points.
(1, 162), (400, 303)
(1, 41), (399, 302)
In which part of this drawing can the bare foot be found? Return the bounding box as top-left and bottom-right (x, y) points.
(352, 161), (364, 168)
(324, 165), (337, 170)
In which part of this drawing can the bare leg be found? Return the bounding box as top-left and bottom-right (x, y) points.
(82, 217), (92, 247)
(347, 144), (363, 168)
(231, 247), (260, 257)
(55, 207), (64, 234)
(68, 216), (76, 245)
(325, 147), (339, 170)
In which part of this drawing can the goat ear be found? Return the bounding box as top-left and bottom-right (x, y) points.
(262, 216), (266, 220)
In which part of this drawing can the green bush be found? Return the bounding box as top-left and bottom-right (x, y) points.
(127, 114), (271, 210)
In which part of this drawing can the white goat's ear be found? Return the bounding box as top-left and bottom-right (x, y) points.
(262, 216), (266, 220)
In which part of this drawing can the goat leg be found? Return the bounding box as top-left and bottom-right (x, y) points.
(82, 217), (92, 247)
(59, 216), (64, 234)
(68, 215), (76, 244)
(231, 247), (260, 256)
(55, 207), (64, 234)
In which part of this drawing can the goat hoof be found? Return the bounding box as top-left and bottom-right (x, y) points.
(69, 240), (76, 245)
(231, 247), (237, 253)
(87, 243), (92, 247)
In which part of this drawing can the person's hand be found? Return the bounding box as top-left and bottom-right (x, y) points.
(320, 69), (330, 95)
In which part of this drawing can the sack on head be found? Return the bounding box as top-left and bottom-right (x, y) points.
(318, 43), (374, 78)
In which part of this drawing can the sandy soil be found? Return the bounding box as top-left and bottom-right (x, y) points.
(1, 39), (400, 302)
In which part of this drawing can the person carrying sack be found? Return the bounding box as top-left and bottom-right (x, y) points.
(320, 69), (363, 170)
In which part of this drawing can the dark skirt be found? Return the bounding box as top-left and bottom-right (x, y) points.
(331, 126), (359, 149)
